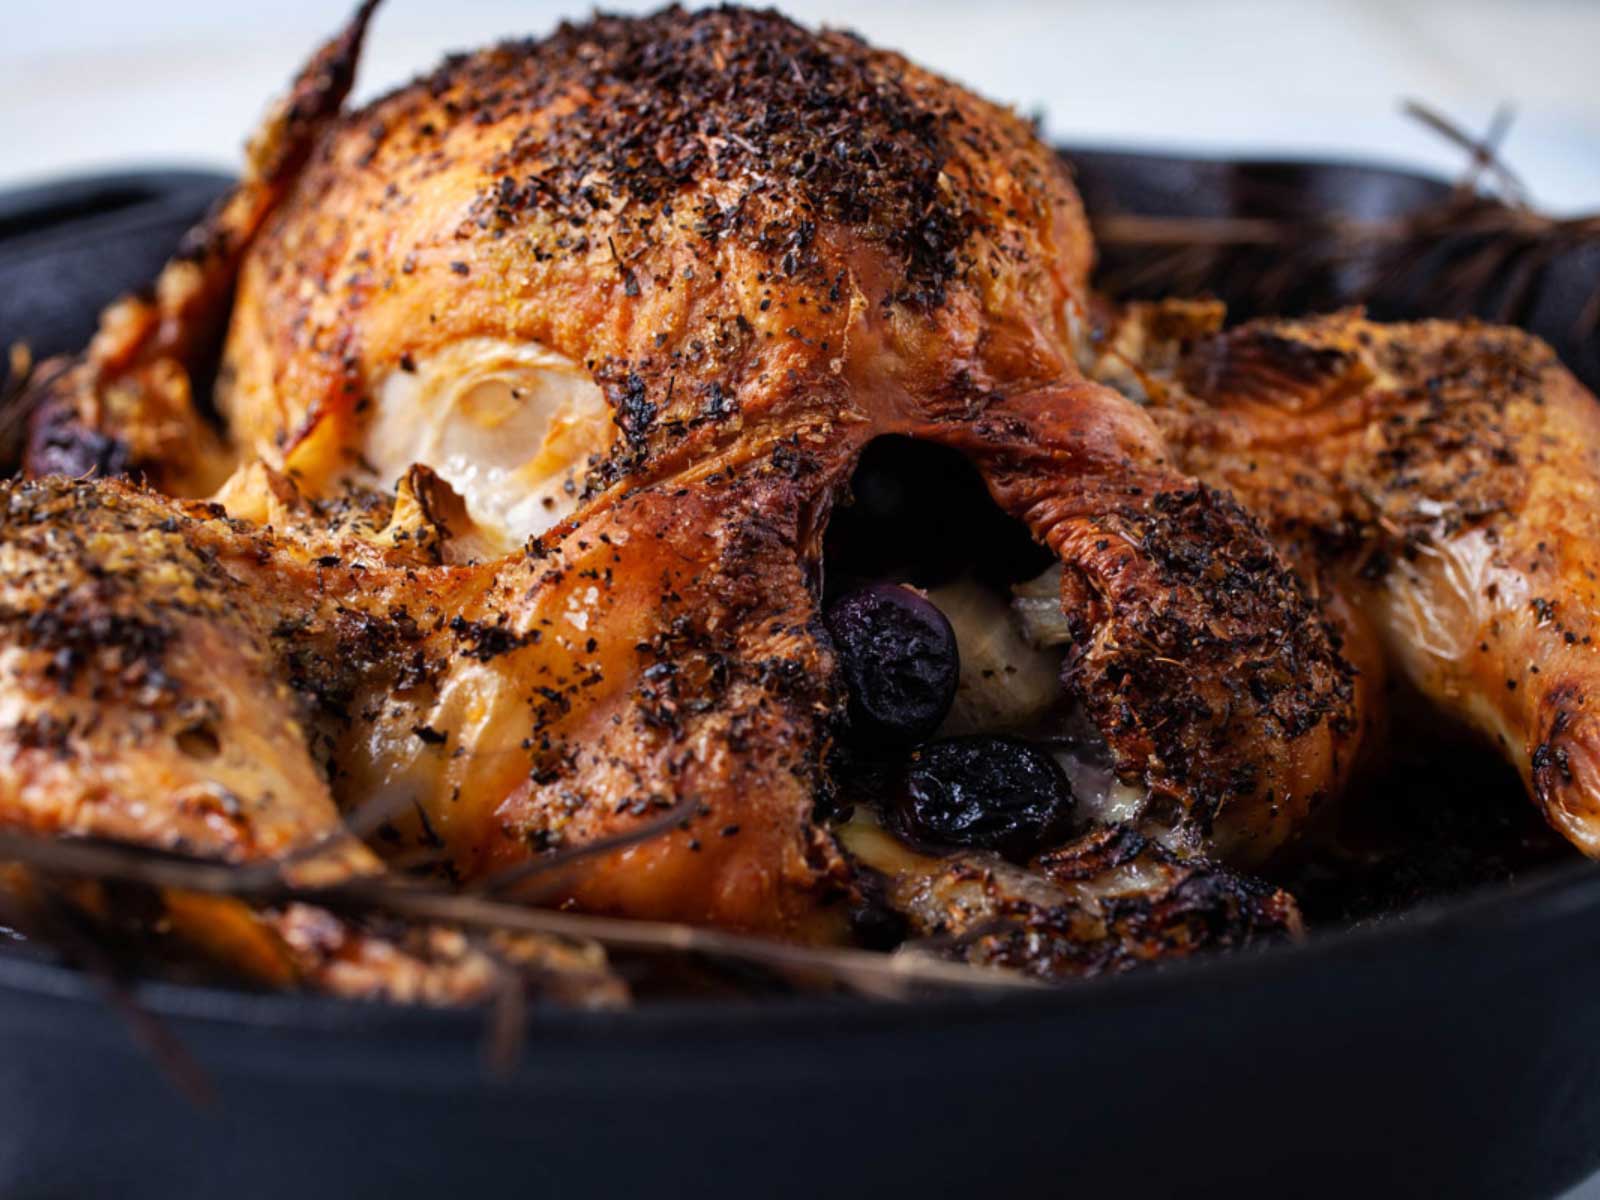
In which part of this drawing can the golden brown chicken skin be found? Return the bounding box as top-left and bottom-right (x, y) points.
(338, 462), (852, 936)
(1085, 303), (1600, 857)
(2, 459), (849, 937)
(0, 476), (367, 873)
(13, 5), (1365, 962)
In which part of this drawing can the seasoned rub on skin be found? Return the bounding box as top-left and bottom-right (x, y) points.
(2, 459), (850, 941)
(0, 473), (624, 1003)
(1084, 302), (1600, 858)
(0, 476), (372, 876)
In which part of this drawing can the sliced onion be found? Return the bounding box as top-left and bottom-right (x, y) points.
(923, 573), (1150, 830)
(1010, 564), (1072, 648)
(927, 578), (1063, 736)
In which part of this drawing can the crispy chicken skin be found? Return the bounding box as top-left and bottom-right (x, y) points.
(3, 455), (848, 934)
(15, 1), (1600, 994)
(24, 1), (384, 498)
(0, 477), (369, 873)
(1085, 304), (1600, 857)
(7, 4), (1391, 978)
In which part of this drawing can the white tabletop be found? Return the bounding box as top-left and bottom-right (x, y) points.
(1, 0), (1598, 213)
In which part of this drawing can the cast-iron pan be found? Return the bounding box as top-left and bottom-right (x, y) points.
(0, 155), (1596, 1200)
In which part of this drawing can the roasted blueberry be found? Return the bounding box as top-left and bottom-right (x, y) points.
(892, 735), (1076, 861)
(826, 583), (959, 744)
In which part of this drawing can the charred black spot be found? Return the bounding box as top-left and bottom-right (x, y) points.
(448, 614), (536, 662)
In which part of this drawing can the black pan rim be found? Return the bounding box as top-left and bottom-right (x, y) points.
(1059, 140), (1452, 182)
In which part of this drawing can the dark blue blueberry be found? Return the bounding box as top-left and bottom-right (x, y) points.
(893, 735), (1076, 861)
(826, 583), (958, 745)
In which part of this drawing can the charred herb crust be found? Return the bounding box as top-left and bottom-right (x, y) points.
(402, 5), (998, 307)
(1064, 482), (1357, 840)
(1174, 315), (1545, 570)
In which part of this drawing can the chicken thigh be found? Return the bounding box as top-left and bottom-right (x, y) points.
(1084, 302), (1600, 857)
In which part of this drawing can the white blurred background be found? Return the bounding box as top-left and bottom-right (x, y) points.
(0, 0), (1598, 211)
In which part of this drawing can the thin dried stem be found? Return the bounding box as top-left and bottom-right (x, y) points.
(473, 791), (700, 899)
(0, 834), (1038, 999)
(1403, 99), (1528, 205)
(477, 946), (528, 1078)
(346, 884), (1039, 999)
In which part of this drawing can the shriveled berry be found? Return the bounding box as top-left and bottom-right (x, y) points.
(826, 584), (958, 744)
(892, 735), (1076, 861)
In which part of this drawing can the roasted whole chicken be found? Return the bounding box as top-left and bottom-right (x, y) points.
(2, 3), (1594, 1001)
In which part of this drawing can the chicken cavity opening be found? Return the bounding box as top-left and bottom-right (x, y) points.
(823, 436), (1148, 835)
(364, 338), (615, 551)
(929, 570), (1147, 828)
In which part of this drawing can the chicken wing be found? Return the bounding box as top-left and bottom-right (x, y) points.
(23, 1), (382, 497)
(0, 471), (622, 1001)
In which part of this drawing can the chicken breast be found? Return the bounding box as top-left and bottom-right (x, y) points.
(211, 5), (1361, 866)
